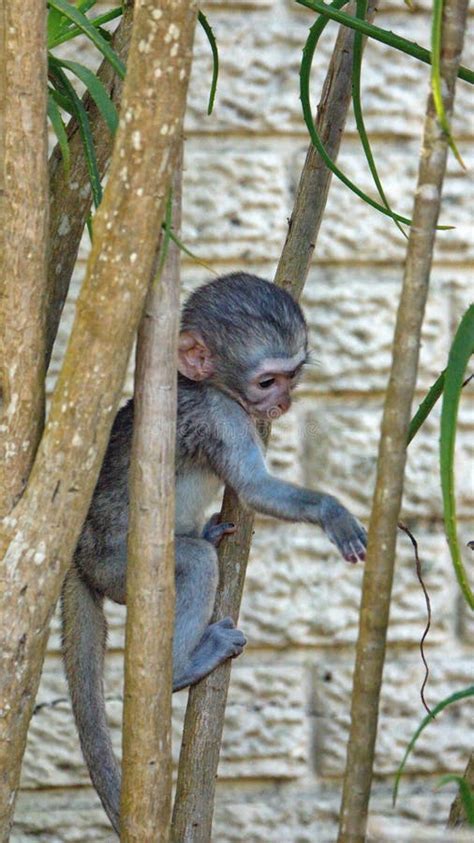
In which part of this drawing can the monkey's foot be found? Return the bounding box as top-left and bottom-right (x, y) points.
(202, 515), (236, 547)
(205, 617), (247, 659)
(173, 619), (247, 691)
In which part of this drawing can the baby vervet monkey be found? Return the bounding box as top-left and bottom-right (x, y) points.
(62, 272), (366, 833)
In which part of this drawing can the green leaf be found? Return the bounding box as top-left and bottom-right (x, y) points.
(49, 85), (74, 115)
(352, 0), (408, 236)
(48, 8), (123, 49)
(393, 685), (474, 805)
(54, 58), (118, 134)
(47, 0), (125, 79)
(299, 0), (454, 228)
(47, 92), (71, 174)
(438, 775), (474, 825)
(300, 0), (414, 225)
(407, 370), (445, 445)
(440, 304), (474, 609)
(296, 0), (474, 85)
(49, 59), (103, 208)
(431, 0), (465, 167)
(198, 10), (219, 115)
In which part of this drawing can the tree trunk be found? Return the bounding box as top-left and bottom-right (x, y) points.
(0, 2), (198, 837)
(337, 1), (469, 840)
(0, 0), (48, 516)
(121, 159), (183, 842)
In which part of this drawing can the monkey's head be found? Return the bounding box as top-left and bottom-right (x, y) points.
(178, 273), (308, 420)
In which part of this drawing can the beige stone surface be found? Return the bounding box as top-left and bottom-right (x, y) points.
(15, 0), (474, 840)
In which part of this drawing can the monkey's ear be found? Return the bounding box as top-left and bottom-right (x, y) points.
(178, 331), (215, 381)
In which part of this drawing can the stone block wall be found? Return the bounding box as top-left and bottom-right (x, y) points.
(13, 0), (473, 840)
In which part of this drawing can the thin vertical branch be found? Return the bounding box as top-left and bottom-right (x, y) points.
(337, 1), (469, 840)
(121, 158), (182, 841)
(171, 8), (376, 840)
(0, 0), (48, 516)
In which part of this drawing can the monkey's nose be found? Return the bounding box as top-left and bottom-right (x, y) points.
(278, 396), (291, 413)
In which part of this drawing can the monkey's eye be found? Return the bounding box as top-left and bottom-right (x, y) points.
(258, 377), (275, 389)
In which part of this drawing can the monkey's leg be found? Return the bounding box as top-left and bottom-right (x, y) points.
(173, 537), (246, 691)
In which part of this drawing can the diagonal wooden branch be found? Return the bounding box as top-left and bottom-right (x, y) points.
(121, 158), (183, 842)
(171, 6), (376, 840)
(448, 751), (474, 827)
(46, 4), (134, 369)
(0, 2), (198, 836)
(0, 0), (49, 516)
(336, 1), (469, 841)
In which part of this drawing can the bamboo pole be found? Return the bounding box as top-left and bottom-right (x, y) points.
(171, 5), (377, 840)
(337, 1), (469, 840)
(121, 161), (183, 841)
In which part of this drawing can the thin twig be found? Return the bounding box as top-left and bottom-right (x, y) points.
(398, 522), (433, 716)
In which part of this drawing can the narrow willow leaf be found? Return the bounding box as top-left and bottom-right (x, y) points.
(300, 0), (454, 227)
(47, 0), (125, 79)
(198, 10), (219, 115)
(166, 229), (215, 274)
(300, 0), (414, 225)
(48, 8), (123, 49)
(47, 92), (71, 174)
(47, 6), (70, 46)
(49, 60), (103, 208)
(407, 370), (445, 444)
(49, 85), (74, 115)
(296, 0), (474, 85)
(393, 685), (474, 805)
(431, 0), (465, 167)
(54, 58), (118, 134)
(438, 775), (474, 825)
(440, 304), (474, 608)
(77, 0), (98, 13)
(353, 0), (408, 236)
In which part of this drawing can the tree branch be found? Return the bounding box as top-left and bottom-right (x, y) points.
(0, 2), (198, 836)
(0, 0), (48, 515)
(337, 1), (469, 840)
(121, 157), (183, 841)
(46, 4), (134, 369)
(171, 6), (376, 839)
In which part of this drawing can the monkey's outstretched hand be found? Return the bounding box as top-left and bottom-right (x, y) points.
(318, 496), (367, 563)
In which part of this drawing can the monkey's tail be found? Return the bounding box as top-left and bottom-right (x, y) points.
(61, 565), (121, 835)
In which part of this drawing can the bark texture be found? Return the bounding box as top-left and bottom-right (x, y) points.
(46, 4), (134, 368)
(448, 752), (474, 828)
(0, 0), (48, 516)
(337, 1), (469, 840)
(0, 2), (197, 837)
(121, 161), (183, 842)
(171, 9), (375, 840)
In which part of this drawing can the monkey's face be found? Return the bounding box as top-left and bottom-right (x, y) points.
(242, 350), (307, 421)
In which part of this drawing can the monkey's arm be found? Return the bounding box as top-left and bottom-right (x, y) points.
(206, 406), (366, 562)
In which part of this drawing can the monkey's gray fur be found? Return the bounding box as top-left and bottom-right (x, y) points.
(61, 272), (366, 834)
